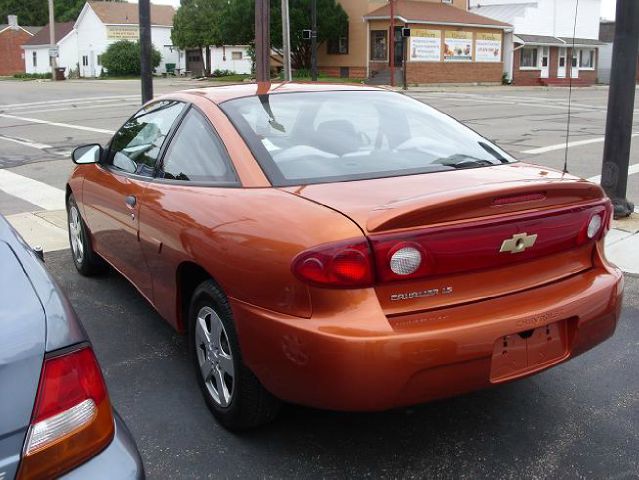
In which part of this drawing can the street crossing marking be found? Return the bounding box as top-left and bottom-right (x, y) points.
(0, 113), (115, 135)
(0, 169), (65, 211)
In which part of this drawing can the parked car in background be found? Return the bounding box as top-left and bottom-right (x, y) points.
(66, 83), (623, 430)
(0, 215), (144, 479)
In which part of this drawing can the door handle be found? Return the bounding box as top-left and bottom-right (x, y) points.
(125, 195), (137, 208)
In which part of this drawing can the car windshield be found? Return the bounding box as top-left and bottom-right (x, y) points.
(220, 90), (516, 186)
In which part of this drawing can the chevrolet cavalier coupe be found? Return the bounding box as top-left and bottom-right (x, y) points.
(66, 83), (623, 430)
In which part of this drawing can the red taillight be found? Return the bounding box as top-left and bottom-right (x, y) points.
(18, 346), (114, 480)
(292, 239), (374, 288)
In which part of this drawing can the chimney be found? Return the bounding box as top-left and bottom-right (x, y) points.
(8, 15), (18, 29)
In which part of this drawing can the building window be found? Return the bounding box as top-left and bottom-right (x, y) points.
(32, 51), (37, 67)
(442, 0), (453, 3)
(580, 49), (595, 69)
(520, 47), (538, 68)
(82, 55), (89, 67)
(327, 23), (349, 55)
(97, 55), (102, 66)
(231, 51), (242, 60)
(370, 30), (387, 61)
(49, 56), (52, 67)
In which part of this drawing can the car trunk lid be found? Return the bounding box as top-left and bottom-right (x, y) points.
(283, 164), (608, 316)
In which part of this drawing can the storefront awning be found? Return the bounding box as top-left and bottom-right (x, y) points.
(364, 0), (511, 30)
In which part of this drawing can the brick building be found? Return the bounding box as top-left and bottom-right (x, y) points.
(0, 16), (41, 76)
(317, 0), (511, 84)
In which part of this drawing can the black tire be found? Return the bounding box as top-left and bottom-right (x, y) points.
(67, 194), (104, 276)
(188, 279), (281, 430)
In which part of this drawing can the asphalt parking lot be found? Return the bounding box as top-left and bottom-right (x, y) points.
(1, 78), (638, 479)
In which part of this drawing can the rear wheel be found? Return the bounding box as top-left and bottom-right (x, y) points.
(67, 194), (104, 276)
(188, 279), (281, 430)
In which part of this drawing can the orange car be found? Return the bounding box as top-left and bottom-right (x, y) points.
(67, 83), (623, 430)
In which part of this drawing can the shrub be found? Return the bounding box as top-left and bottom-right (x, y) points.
(13, 72), (52, 79)
(101, 40), (161, 76)
(212, 69), (236, 77)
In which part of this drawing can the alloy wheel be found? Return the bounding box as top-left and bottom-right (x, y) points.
(69, 205), (84, 264)
(195, 306), (235, 407)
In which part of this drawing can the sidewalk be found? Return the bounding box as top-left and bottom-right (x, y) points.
(607, 215), (639, 275)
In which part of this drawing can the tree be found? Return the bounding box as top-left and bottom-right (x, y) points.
(101, 40), (161, 76)
(219, 0), (348, 70)
(171, 0), (224, 76)
(0, 0), (123, 26)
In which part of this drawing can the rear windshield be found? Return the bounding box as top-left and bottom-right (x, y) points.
(220, 90), (516, 186)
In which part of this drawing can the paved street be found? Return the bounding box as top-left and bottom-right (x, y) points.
(0, 78), (638, 479)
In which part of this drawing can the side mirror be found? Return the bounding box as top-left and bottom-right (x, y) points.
(72, 144), (102, 165)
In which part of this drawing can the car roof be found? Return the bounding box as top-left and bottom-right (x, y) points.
(175, 81), (387, 105)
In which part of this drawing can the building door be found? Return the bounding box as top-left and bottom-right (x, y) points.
(186, 48), (204, 76)
(558, 47), (567, 78)
(540, 47), (550, 78)
(570, 49), (579, 78)
(392, 26), (403, 67)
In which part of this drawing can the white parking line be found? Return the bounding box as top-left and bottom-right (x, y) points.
(0, 94), (139, 109)
(8, 101), (140, 116)
(587, 163), (639, 183)
(0, 169), (65, 211)
(0, 135), (53, 150)
(521, 133), (639, 155)
(0, 113), (115, 135)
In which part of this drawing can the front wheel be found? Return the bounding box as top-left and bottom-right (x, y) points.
(67, 194), (104, 276)
(189, 279), (281, 430)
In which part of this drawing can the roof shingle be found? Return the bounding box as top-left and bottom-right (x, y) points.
(88, 1), (175, 26)
(364, 1), (511, 28)
(23, 22), (74, 46)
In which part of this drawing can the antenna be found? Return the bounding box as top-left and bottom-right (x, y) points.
(563, 0), (580, 174)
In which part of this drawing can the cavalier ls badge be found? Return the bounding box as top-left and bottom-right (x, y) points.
(500, 232), (538, 254)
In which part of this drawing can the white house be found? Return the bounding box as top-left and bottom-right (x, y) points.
(470, 0), (604, 85)
(74, 1), (182, 77)
(210, 45), (252, 75)
(23, 22), (78, 77)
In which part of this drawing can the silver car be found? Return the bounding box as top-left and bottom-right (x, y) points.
(0, 215), (144, 479)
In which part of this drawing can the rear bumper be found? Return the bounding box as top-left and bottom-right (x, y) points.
(61, 410), (144, 480)
(233, 265), (623, 412)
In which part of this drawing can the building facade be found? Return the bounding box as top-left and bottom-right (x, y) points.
(469, 0), (603, 86)
(23, 22), (77, 77)
(74, 1), (181, 77)
(317, 0), (511, 84)
(0, 15), (40, 76)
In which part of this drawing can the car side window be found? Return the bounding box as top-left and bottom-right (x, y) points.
(159, 108), (239, 184)
(107, 101), (185, 176)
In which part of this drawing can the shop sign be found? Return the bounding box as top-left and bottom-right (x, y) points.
(475, 32), (502, 62)
(409, 29), (441, 62)
(107, 25), (140, 40)
(444, 31), (473, 62)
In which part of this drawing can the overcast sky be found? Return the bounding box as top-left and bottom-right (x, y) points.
(128, 0), (618, 21)
(601, 0), (616, 20)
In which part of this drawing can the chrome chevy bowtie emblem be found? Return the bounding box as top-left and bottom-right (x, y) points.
(500, 232), (538, 254)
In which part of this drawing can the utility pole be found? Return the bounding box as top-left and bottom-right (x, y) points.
(389, 0), (395, 87)
(255, 0), (270, 82)
(601, 0), (638, 218)
(281, 0), (292, 81)
(311, 0), (317, 81)
(139, 0), (153, 103)
(48, 0), (57, 81)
